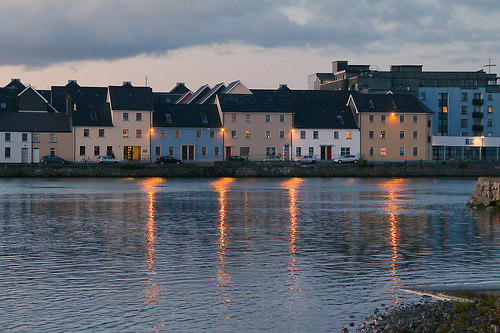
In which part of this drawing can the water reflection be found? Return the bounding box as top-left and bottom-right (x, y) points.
(139, 178), (166, 332)
(379, 178), (406, 298)
(281, 178), (305, 313)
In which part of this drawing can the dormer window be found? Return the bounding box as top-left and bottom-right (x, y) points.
(165, 113), (172, 124)
(201, 113), (208, 124)
(90, 112), (98, 122)
(368, 100), (375, 109)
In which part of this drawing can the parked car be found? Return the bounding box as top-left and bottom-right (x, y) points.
(155, 156), (183, 164)
(333, 155), (359, 164)
(227, 156), (247, 162)
(97, 155), (119, 164)
(41, 155), (69, 164)
(262, 155), (283, 162)
(294, 155), (317, 164)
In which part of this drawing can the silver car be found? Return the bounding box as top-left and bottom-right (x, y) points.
(294, 155), (317, 164)
(333, 155), (359, 164)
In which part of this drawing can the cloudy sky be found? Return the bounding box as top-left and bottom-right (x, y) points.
(0, 0), (499, 91)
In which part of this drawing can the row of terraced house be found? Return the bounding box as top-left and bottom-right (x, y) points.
(0, 60), (499, 164)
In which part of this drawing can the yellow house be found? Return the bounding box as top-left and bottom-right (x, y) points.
(348, 94), (433, 161)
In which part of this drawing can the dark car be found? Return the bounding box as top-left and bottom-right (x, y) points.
(156, 156), (183, 164)
(227, 156), (247, 162)
(41, 155), (69, 164)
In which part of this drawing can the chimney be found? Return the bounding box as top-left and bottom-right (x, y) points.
(279, 84), (288, 89)
(68, 80), (77, 84)
(66, 94), (73, 127)
(122, 81), (132, 87)
(11, 78), (21, 82)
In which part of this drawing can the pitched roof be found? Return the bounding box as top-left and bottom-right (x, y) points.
(169, 82), (191, 95)
(351, 93), (433, 114)
(0, 112), (71, 132)
(0, 87), (19, 112)
(197, 83), (226, 104)
(250, 89), (357, 129)
(222, 80), (251, 94)
(72, 102), (112, 127)
(154, 92), (185, 104)
(108, 85), (153, 110)
(315, 73), (335, 83)
(184, 84), (211, 104)
(217, 93), (290, 113)
(4, 79), (26, 92)
(18, 86), (52, 112)
(153, 103), (222, 128)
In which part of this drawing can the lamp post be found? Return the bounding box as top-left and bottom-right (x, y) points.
(291, 128), (294, 161)
(480, 135), (485, 161)
(221, 128), (225, 161)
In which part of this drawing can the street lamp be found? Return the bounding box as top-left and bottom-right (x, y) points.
(291, 128), (294, 161)
(221, 128), (225, 161)
(480, 135), (485, 161)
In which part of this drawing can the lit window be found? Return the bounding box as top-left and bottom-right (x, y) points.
(50, 134), (56, 143)
(442, 106), (448, 113)
(123, 129), (129, 138)
(246, 130), (251, 139)
(231, 114), (237, 122)
(381, 147), (386, 156)
(346, 131), (351, 139)
(136, 129), (142, 138)
(488, 106), (493, 113)
(173, 130), (180, 138)
(160, 130), (166, 138)
(265, 131), (271, 139)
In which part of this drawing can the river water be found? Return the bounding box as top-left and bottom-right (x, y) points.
(0, 177), (499, 332)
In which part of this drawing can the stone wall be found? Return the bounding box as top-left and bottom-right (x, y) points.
(468, 177), (500, 207)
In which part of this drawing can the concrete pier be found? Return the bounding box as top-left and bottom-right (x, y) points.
(468, 177), (500, 207)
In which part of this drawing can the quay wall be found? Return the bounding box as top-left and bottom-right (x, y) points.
(0, 161), (499, 178)
(468, 177), (500, 207)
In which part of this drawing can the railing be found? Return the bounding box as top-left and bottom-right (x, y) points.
(472, 125), (484, 132)
(472, 98), (484, 105)
(472, 112), (484, 119)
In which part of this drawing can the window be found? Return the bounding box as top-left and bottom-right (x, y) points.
(461, 119), (468, 128)
(296, 147), (301, 156)
(400, 147), (405, 156)
(99, 129), (105, 137)
(369, 131), (374, 139)
(380, 147), (386, 156)
(107, 146), (113, 156)
(461, 92), (468, 101)
(369, 115), (374, 123)
(210, 130), (215, 138)
(280, 115), (285, 122)
(381, 131), (386, 139)
(231, 114), (237, 122)
(280, 130), (285, 139)
(400, 115), (405, 123)
(136, 129), (142, 138)
(413, 131), (418, 139)
(488, 93), (493, 101)
(0, 102), (6, 108)
(33, 133), (39, 142)
(266, 147), (276, 156)
(369, 147), (374, 156)
(461, 132), (469, 136)
(123, 112), (129, 121)
(487, 119), (493, 127)
(240, 147), (250, 156)
(420, 92), (426, 100)
(265, 131), (271, 139)
(22, 133), (28, 142)
(168, 146), (174, 155)
(4, 147), (10, 158)
(341, 147), (350, 156)
(245, 130), (251, 139)
(160, 130), (166, 138)
(381, 115), (386, 123)
(413, 115), (418, 123)
(155, 146), (161, 156)
(231, 131), (236, 139)
(488, 106), (493, 113)
(123, 129), (129, 138)
(196, 130), (202, 138)
(136, 113), (142, 121)
(201, 146), (207, 156)
(313, 131), (319, 139)
(174, 130), (180, 138)
(201, 114), (208, 124)
(245, 114), (251, 122)
(94, 146), (100, 156)
(214, 147), (220, 156)
(413, 147), (418, 156)
(300, 131), (306, 139)
(83, 129), (89, 137)
(400, 131), (405, 139)
(334, 131), (339, 139)
(346, 131), (352, 139)
(309, 147), (314, 155)
(165, 114), (172, 124)
(79, 146), (85, 155)
(461, 106), (468, 114)
(50, 148), (56, 157)
(265, 115), (271, 122)
(50, 134), (56, 143)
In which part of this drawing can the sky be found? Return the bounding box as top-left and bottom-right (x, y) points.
(0, 0), (499, 91)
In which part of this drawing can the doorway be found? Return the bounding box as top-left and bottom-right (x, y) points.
(225, 147), (232, 160)
(320, 146), (332, 160)
(182, 145), (195, 161)
(124, 146), (141, 161)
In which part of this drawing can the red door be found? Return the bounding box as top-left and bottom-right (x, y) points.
(327, 146), (332, 160)
(225, 147), (232, 160)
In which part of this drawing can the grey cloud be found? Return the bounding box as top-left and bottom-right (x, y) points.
(0, 0), (498, 67)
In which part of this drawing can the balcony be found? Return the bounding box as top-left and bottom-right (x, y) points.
(472, 125), (484, 132)
(472, 98), (484, 105)
(438, 99), (448, 107)
(472, 112), (484, 119)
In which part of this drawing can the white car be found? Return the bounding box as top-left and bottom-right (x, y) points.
(262, 155), (283, 162)
(97, 155), (119, 164)
(333, 155), (359, 164)
(294, 155), (317, 164)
